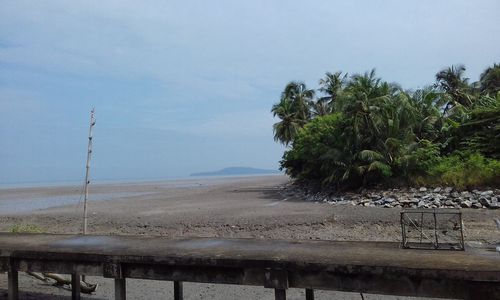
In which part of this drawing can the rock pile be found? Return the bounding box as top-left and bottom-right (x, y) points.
(279, 185), (500, 209)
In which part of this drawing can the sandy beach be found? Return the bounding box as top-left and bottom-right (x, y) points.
(1, 175), (499, 299)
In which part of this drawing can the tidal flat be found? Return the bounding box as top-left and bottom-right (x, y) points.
(1, 175), (498, 299)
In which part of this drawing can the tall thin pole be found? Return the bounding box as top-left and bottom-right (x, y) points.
(83, 108), (95, 235)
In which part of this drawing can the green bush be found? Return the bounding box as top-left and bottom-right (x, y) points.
(396, 140), (441, 176)
(281, 113), (346, 182)
(424, 152), (500, 189)
(9, 224), (45, 233)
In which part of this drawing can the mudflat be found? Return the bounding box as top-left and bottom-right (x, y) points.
(1, 175), (499, 299)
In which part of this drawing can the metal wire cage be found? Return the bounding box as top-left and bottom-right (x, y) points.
(400, 209), (464, 250)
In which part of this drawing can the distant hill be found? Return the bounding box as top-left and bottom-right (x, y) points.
(190, 167), (281, 177)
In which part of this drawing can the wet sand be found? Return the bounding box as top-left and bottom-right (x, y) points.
(0, 175), (498, 299)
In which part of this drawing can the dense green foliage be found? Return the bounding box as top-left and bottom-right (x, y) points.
(272, 64), (500, 189)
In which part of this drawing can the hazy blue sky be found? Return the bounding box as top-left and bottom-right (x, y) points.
(1, 1), (499, 183)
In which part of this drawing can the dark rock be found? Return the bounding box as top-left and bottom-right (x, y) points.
(422, 194), (432, 200)
(481, 190), (494, 196)
(384, 197), (396, 203)
(417, 200), (428, 208)
(472, 202), (483, 209)
(279, 183), (499, 210)
(479, 197), (491, 208)
(444, 199), (454, 206)
(461, 191), (471, 197)
(460, 200), (472, 208)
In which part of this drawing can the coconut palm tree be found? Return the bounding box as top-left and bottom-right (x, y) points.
(271, 98), (302, 146)
(281, 81), (315, 122)
(311, 98), (331, 117)
(318, 71), (347, 110)
(339, 70), (393, 148)
(407, 88), (444, 141)
(435, 65), (474, 111)
(271, 82), (315, 145)
(479, 63), (500, 95)
(347, 69), (382, 98)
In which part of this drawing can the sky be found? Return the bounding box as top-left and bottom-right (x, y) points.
(1, 0), (499, 184)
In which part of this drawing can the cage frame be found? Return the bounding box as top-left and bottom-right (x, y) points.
(400, 208), (465, 250)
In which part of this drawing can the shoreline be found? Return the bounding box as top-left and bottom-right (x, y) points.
(0, 173), (285, 190)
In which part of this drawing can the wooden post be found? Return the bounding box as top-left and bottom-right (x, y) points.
(305, 288), (314, 300)
(7, 265), (18, 300)
(83, 107), (95, 235)
(275, 288), (286, 300)
(71, 273), (81, 300)
(115, 278), (126, 300)
(82, 108), (95, 283)
(174, 281), (183, 300)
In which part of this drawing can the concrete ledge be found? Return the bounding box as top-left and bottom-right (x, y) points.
(1, 233), (500, 299)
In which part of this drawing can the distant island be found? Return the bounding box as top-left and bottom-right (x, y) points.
(190, 167), (282, 177)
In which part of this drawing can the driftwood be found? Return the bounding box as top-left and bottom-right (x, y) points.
(26, 271), (49, 282)
(26, 272), (98, 294)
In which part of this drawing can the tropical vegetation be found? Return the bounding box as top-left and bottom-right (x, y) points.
(272, 64), (500, 190)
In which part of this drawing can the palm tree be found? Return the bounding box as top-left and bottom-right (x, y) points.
(435, 65), (474, 111)
(348, 69), (382, 98)
(271, 98), (302, 146)
(408, 88), (444, 141)
(479, 63), (500, 95)
(318, 71), (347, 109)
(271, 82), (315, 145)
(311, 98), (331, 117)
(340, 69), (392, 148)
(281, 81), (315, 122)
(458, 93), (500, 158)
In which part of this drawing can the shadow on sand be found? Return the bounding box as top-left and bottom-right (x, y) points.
(230, 187), (306, 202)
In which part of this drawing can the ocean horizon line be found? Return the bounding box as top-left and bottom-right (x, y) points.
(0, 173), (285, 189)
